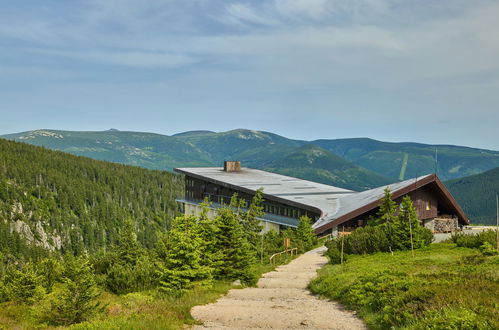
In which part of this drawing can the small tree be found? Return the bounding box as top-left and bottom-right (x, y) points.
(240, 189), (264, 248)
(37, 257), (63, 293)
(374, 188), (398, 226)
(6, 263), (45, 304)
(393, 196), (433, 250)
(373, 187), (398, 252)
(214, 207), (257, 285)
(156, 215), (212, 295)
(114, 218), (142, 266)
(44, 255), (101, 326)
(294, 216), (318, 253)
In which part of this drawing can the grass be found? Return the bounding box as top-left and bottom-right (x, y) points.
(309, 243), (499, 329)
(0, 256), (296, 329)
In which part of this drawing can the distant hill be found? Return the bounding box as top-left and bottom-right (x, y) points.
(174, 129), (306, 164)
(445, 167), (499, 225)
(265, 145), (391, 191)
(313, 138), (499, 181)
(0, 138), (182, 256)
(2, 129), (213, 171)
(3, 128), (499, 191)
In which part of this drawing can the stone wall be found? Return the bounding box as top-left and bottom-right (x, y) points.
(424, 215), (459, 233)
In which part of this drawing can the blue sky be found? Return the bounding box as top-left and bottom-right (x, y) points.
(1, 0), (498, 150)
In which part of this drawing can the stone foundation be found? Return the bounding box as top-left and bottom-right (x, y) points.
(424, 215), (459, 233)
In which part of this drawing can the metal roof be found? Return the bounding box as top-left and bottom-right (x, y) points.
(174, 167), (355, 218)
(312, 174), (434, 229)
(175, 167), (469, 233)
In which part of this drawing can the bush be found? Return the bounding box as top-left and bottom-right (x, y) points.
(326, 246), (347, 264)
(342, 225), (391, 255)
(452, 230), (496, 249)
(479, 242), (498, 256)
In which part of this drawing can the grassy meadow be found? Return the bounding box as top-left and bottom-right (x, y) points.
(309, 243), (499, 329)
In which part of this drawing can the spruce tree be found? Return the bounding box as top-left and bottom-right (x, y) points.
(394, 196), (434, 250)
(215, 207), (257, 285)
(240, 189), (264, 245)
(156, 215), (212, 295)
(7, 263), (45, 304)
(294, 216), (318, 253)
(375, 187), (398, 226)
(374, 187), (398, 251)
(44, 255), (101, 326)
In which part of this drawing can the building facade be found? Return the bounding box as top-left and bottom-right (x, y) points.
(175, 162), (469, 236)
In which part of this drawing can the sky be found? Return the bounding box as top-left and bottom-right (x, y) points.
(1, 0), (498, 150)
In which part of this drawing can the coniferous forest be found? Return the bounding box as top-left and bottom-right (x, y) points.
(0, 138), (317, 328)
(0, 138), (183, 257)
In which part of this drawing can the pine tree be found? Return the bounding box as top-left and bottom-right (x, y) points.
(374, 187), (398, 226)
(215, 207), (257, 285)
(240, 189), (264, 253)
(393, 196), (433, 250)
(6, 263), (45, 304)
(43, 255), (101, 325)
(114, 218), (142, 265)
(373, 187), (398, 251)
(157, 215), (212, 295)
(294, 216), (318, 253)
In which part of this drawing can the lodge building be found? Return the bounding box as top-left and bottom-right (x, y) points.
(174, 161), (469, 236)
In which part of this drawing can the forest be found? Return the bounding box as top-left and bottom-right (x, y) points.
(0, 138), (183, 257)
(0, 138), (317, 328)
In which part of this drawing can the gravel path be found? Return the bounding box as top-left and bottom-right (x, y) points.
(191, 246), (366, 329)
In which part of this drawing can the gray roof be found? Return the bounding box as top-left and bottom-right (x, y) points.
(312, 174), (434, 229)
(175, 167), (355, 218)
(175, 167), (435, 231)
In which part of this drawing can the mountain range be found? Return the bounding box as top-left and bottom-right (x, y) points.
(4, 128), (499, 183)
(2, 128), (499, 224)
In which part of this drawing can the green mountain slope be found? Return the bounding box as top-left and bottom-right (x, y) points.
(174, 129), (306, 165)
(0, 138), (183, 256)
(265, 145), (392, 191)
(445, 167), (499, 225)
(3, 129), (214, 171)
(313, 138), (499, 181)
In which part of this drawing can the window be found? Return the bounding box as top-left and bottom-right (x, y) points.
(426, 200), (431, 210)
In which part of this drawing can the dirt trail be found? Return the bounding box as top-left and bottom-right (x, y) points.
(191, 246), (366, 329)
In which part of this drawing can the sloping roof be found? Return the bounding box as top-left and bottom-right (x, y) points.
(175, 167), (470, 234)
(174, 167), (355, 218)
(313, 173), (470, 234)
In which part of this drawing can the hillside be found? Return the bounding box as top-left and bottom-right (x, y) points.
(174, 129), (306, 165)
(313, 138), (499, 181)
(2, 129), (213, 171)
(265, 145), (391, 191)
(4, 128), (499, 195)
(0, 138), (183, 256)
(445, 167), (499, 225)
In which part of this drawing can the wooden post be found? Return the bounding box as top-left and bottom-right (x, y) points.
(261, 234), (264, 264)
(496, 194), (498, 251)
(340, 226), (345, 265)
(409, 215), (415, 258)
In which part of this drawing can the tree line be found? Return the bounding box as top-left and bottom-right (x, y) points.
(0, 138), (183, 257)
(0, 189), (318, 326)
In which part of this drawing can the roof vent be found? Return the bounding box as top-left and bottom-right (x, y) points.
(224, 161), (241, 172)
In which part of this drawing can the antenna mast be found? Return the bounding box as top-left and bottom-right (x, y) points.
(435, 147), (438, 175)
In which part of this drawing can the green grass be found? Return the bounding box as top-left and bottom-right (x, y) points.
(0, 256), (296, 329)
(309, 243), (499, 329)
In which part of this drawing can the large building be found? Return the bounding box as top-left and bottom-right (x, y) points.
(174, 161), (469, 236)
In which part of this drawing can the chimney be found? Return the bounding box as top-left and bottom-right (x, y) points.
(224, 161), (241, 172)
